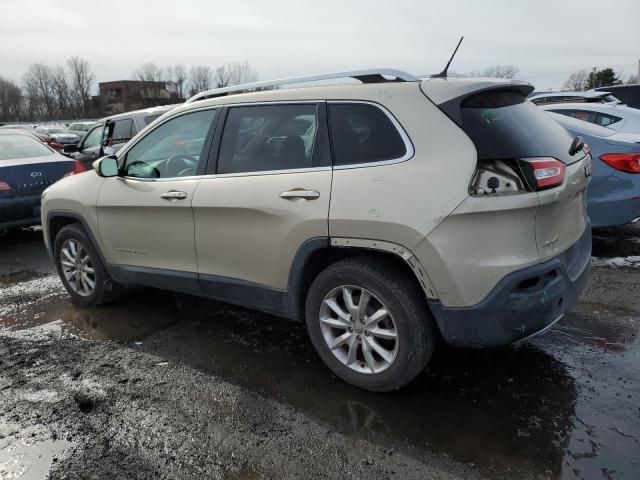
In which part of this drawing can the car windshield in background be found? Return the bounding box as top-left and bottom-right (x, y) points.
(0, 135), (52, 160)
(47, 128), (66, 134)
(460, 90), (573, 162)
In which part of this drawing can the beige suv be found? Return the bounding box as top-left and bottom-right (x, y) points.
(41, 69), (592, 391)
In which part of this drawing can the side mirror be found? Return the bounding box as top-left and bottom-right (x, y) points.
(93, 155), (119, 177)
(63, 144), (78, 154)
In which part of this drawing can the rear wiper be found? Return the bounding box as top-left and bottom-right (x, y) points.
(569, 136), (584, 156)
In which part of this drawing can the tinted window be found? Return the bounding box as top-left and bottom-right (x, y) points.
(0, 135), (52, 160)
(329, 104), (406, 166)
(112, 119), (133, 142)
(124, 109), (216, 178)
(552, 109), (597, 124)
(218, 104), (318, 174)
(460, 91), (573, 162)
(595, 113), (622, 127)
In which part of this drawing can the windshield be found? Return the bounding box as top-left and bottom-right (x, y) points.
(0, 134), (52, 160)
(48, 128), (66, 134)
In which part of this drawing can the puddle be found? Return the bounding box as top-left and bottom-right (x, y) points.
(0, 287), (185, 342)
(0, 439), (72, 479)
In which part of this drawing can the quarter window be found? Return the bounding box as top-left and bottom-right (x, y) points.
(328, 103), (407, 166)
(217, 104), (319, 174)
(123, 109), (217, 179)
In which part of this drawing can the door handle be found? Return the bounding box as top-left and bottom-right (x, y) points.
(280, 189), (320, 200)
(160, 191), (188, 200)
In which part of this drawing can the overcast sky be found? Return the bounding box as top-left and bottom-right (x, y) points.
(1, 0), (638, 92)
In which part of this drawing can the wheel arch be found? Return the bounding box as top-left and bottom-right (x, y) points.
(46, 211), (110, 273)
(285, 237), (438, 321)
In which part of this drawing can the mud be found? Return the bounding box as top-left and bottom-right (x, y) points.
(1, 226), (639, 479)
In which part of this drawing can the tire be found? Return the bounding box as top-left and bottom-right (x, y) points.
(53, 223), (121, 305)
(305, 257), (436, 392)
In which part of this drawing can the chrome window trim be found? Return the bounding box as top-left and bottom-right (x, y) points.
(117, 99), (414, 182)
(327, 100), (415, 170)
(118, 166), (332, 183)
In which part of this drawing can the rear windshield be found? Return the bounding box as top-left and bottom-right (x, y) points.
(460, 90), (574, 162)
(0, 135), (52, 160)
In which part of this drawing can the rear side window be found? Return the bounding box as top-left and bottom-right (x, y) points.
(460, 90), (573, 162)
(217, 104), (319, 174)
(328, 103), (406, 166)
(595, 113), (622, 127)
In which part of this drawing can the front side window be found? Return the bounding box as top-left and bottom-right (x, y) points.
(328, 103), (407, 166)
(123, 109), (217, 178)
(217, 104), (319, 174)
(82, 126), (102, 149)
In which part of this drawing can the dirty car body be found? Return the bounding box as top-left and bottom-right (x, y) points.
(41, 71), (592, 390)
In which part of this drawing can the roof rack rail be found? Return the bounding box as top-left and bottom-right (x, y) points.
(185, 68), (418, 103)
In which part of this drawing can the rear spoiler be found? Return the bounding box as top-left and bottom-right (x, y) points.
(426, 81), (534, 126)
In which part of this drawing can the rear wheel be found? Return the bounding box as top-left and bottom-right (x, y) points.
(305, 257), (436, 392)
(54, 224), (121, 305)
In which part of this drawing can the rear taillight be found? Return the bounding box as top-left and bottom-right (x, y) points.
(600, 153), (640, 174)
(519, 157), (565, 190)
(63, 161), (87, 177)
(0, 181), (11, 192)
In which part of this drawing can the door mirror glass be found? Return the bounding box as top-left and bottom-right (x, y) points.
(95, 155), (119, 177)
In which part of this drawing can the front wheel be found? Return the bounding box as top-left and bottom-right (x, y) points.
(54, 224), (121, 305)
(305, 257), (436, 392)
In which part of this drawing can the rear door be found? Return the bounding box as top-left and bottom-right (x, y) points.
(97, 108), (218, 277)
(192, 103), (332, 298)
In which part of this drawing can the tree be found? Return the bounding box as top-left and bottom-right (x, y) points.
(166, 64), (187, 99)
(214, 61), (258, 88)
(0, 77), (24, 122)
(23, 63), (57, 120)
(627, 74), (638, 85)
(585, 68), (622, 89)
(188, 66), (213, 96)
(563, 70), (588, 91)
(67, 56), (95, 117)
(134, 62), (164, 101)
(477, 65), (519, 79)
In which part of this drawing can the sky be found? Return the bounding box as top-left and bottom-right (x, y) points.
(1, 0), (638, 93)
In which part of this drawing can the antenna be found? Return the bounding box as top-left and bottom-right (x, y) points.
(431, 36), (464, 78)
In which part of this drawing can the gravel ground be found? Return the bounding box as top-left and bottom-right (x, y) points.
(1, 226), (639, 479)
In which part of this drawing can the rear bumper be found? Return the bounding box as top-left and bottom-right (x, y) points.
(0, 194), (41, 229)
(428, 221), (592, 347)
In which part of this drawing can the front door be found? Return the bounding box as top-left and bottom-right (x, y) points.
(192, 103), (332, 300)
(97, 108), (218, 276)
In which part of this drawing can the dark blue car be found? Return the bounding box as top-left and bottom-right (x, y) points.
(547, 112), (640, 228)
(0, 130), (85, 234)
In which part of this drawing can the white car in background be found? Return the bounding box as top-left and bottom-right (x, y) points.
(540, 103), (640, 133)
(530, 90), (622, 106)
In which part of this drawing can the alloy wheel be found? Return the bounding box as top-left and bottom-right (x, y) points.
(319, 285), (399, 374)
(60, 239), (96, 297)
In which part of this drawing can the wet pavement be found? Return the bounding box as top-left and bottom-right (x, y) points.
(1, 227), (639, 479)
